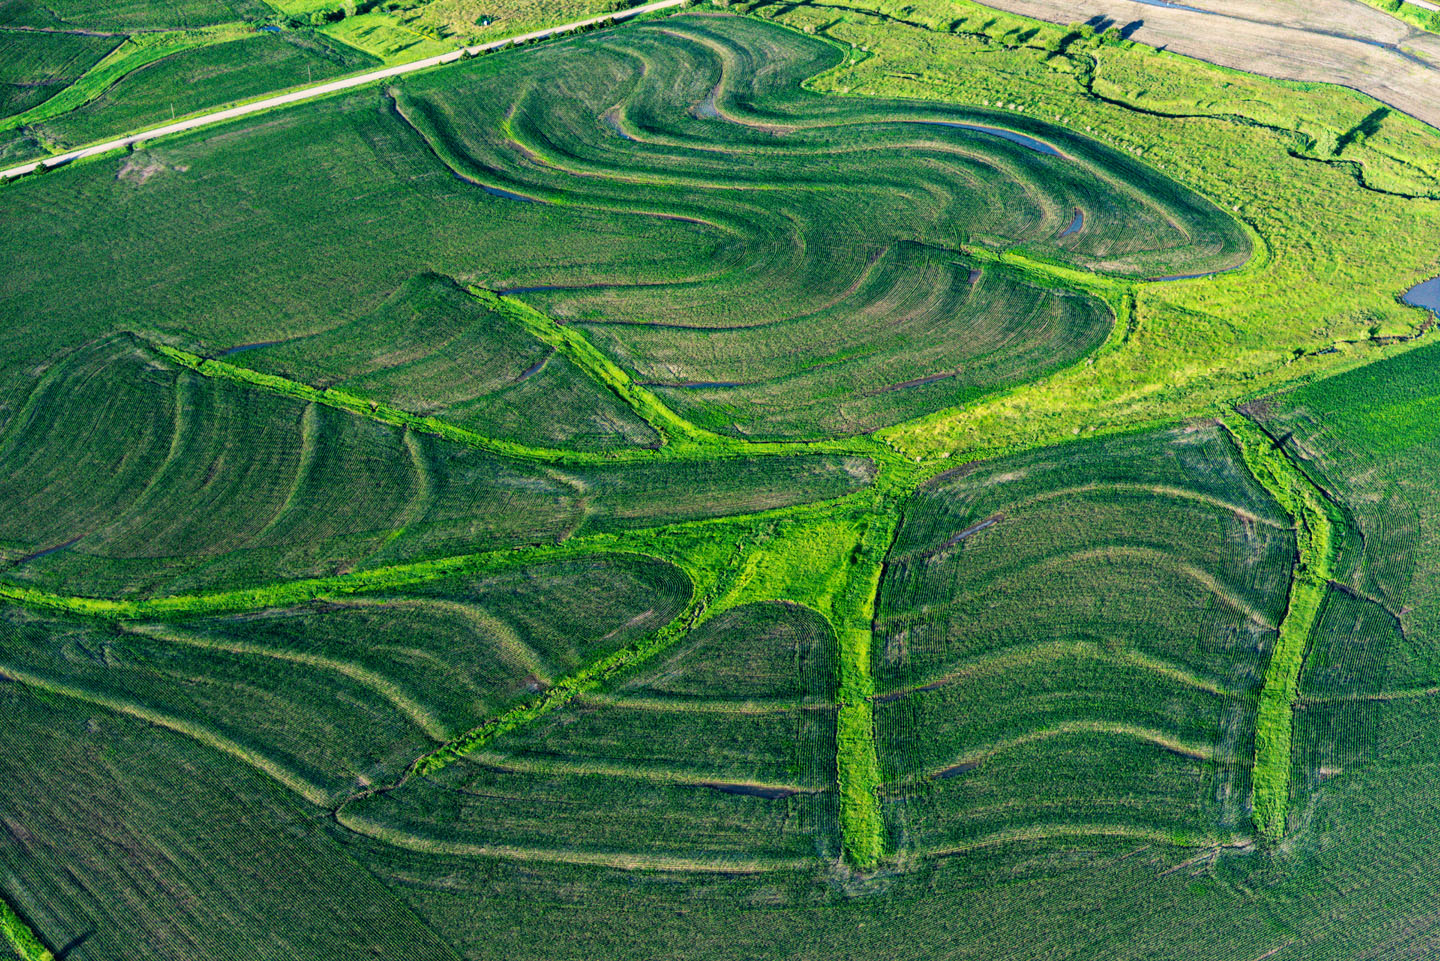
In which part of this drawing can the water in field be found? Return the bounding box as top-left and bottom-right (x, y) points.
(1150, 270), (1223, 282)
(922, 121), (1061, 157)
(1059, 208), (1085, 238)
(702, 782), (797, 799)
(218, 340), (282, 356)
(1403, 275), (1440, 316)
(1130, 0), (1213, 13)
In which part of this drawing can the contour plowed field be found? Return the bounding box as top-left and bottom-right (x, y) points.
(875, 424), (1295, 855)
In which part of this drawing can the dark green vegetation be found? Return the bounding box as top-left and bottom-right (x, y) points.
(0, 1), (373, 165)
(0, 336), (870, 597)
(0, 29), (117, 119)
(233, 272), (661, 451)
(875, 424), (1293, 855)
(1248, 343), (1440, 804)
(32, 31), (374, 153)
(4, 0), (1440, 959)
(0, 11), (1250, 441)
(344, 599), (839, 868)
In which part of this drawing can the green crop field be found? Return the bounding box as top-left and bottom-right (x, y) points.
(0, 29), (118, 119)
(4, 0), (1440, 957)
(874, 424), (1295, 855)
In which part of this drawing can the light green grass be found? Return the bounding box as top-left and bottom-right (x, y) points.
(1224, 415), (1339, 842)
(0, 22), (253, 134)
(0, 899), (51, 961)
(321, 11), (449, 62)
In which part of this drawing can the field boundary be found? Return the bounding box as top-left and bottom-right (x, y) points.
(336, 810), (812, 873)
(0, 22), (254, 136)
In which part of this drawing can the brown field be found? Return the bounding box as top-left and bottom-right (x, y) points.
(976, 0), (1440, 127)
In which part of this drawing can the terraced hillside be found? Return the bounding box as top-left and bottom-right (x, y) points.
(875, 424), (1294, 856)
(0, 11), (1251, 443)
(5, 1), (1440, 959)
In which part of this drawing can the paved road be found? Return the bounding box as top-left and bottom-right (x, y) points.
(0, 0), (689, 181)
(975, 0), (1440, 129)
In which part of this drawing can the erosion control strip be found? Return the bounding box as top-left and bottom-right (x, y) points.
(1223, 414), (1338, 842)
(0, 896), (53, 961)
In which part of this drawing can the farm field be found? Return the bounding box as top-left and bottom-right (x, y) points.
(874, 424), (1294, 855)
(4, 0), (1440, 959)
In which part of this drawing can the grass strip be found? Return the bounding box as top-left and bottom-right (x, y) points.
(1357, 0), (1440, 33)
(474, 288), (731, 450)
(411, 532), (756, 776)
(1224, 414), (1339, 842)
(0, 540), (590, 619)
(0, 23), (255, 134)
(0, 894), (52, 961)
(150, 340), (632, 466)
(151, 330), (881, 468)
(832, 508), (901, 869)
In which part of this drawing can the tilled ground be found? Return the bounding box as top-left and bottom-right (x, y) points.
(976, 0), (1440, 128)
